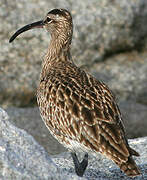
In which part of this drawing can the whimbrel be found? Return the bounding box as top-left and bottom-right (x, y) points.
(9, 9), (141, 177)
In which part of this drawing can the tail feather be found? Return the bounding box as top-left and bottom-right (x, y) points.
(116, 156), (141, 177)
(129, 147), (140, 157)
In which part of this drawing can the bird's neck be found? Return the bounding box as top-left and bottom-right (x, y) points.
(40, 34), (72, 79)
(47, 35), (72, 62)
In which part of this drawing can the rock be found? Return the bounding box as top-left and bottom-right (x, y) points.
(0, 108), (75, 180)
(119, 101), (147, 138)
(90, 51), (147, 105)
(5, 107), (66, 155)
(1, 0), (147, 107)
(0, 108), (147, 179)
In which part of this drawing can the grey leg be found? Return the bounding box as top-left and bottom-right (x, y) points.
(71, 152), (88, 177)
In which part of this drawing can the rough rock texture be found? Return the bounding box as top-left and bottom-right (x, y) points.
(90, 51), (147, 105)
(0, 108), (147, 180)
(0, 0), (147, 107)
(0, 108), (74, 180)
(5, 107), (66, 155)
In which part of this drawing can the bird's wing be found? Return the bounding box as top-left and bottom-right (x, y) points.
(37, 65), (132, 161)
(76, 71), (131, 160)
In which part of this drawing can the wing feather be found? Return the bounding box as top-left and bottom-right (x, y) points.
(37, 62), (131, 159)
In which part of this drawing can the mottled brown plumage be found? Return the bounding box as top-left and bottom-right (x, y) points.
(10, 8), (141, 177)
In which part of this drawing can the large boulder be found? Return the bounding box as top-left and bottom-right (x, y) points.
(0, 0), (147, 107)
(0, 108), (73, 180)
(0, 108), (147, 179)
(5, 107), (66, 155)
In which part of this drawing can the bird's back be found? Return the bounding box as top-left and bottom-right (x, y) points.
(37, 60), (140, 177)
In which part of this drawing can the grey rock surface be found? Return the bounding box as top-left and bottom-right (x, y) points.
(5, 107), (66, 155)
(5, 100), (147, 156)
(119, 101), (147, 138)
(0, 108), (75, 180)
(0, 0), (147, 107)
(0, 108), (147, 180)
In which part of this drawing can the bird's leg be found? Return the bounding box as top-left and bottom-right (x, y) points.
(71, 152), (88, 177)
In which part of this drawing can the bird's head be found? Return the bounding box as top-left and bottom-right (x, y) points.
(9, 9), (73, 43)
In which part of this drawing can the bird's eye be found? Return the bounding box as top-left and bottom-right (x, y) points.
(46, 17), (51, 22)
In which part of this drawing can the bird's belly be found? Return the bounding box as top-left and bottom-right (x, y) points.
(39, 111), (88, 153)
(37, 101), (91, 153)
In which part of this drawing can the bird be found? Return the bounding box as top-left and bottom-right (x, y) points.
(9, 8), (141, 177)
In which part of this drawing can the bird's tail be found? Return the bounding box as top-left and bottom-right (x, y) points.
(115, 148), (141, 177)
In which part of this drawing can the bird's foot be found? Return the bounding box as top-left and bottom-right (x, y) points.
(71, 152), (88, 177)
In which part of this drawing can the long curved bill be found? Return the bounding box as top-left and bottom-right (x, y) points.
(9, 20), (44, 43)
